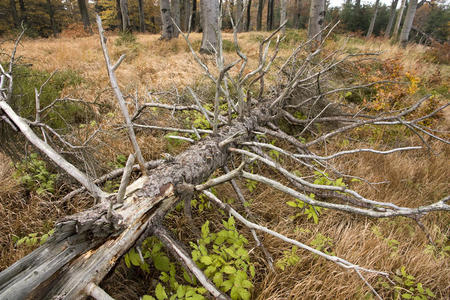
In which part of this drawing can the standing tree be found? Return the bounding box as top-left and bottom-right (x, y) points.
(280, 0), (287, 34)
(245, 0), (252, 31)
(171, 0), (181, 36)
(256, 0), (265, 31)
(392, 0), (406, 40)
(120, 0), (131, 32)
(235, 0), (244, 32)
(267, 0), (274, 30)
(293, 0), (302, 28)
(385, 0), (399, 38)
(46, 0), (58, 37)
(400, 0), (418, 46)
(138, 0), (145, 32)
(308, 0), (325, 42)
(160, 0), (176, 39)
(366, 0), (380, 38)
(77, 0), (92, 33)
(199, 0), (219, 53)
(9, 0), (19, 28)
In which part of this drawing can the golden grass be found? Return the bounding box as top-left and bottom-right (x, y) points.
(1, 31), (449, 298)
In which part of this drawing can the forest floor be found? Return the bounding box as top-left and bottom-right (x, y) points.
(0, 29), (449, 299)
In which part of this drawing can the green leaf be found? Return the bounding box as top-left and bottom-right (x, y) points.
(402, 293), (412, 299)
(286, 201), (298, 207)
(223, 266), (236, 274)
(200, 256), (213, 265)
(129, 249), (141, 266)
(213, 272), (223, 286)
(222, 280), (233, 292)
(124, 253), (131, 268)
(176, 285), (186, 298)
(425, 288), (435, 297)
(143, 295), (156, 300)
(153, 255), (171, 272)
(155, 283), (168, 300)
(238, 287), (251, 300)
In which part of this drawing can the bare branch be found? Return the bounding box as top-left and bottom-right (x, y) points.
(85, 283), (115, 300)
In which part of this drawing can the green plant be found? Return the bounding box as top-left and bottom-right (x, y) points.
(190, 218), (255, 300)
(275, 246), (300, 270)
(190, 193), (212, 213)
(13, 228), (55, 247)
(125, 237), (207, 300)
(14, 153), (59, 195)
(310, 233), (334, 256)
(115, 31), (137, 46)
(287, 194), (324, 224)
(375, 266), (436, 300)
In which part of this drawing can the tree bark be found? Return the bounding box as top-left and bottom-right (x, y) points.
(366, 0), (379, 38)
(235, 0), (243, 32)
(280, 0), (287, 33)
(115, 0), (123, 30)
(191, 0), (197, 31)
(267, 0), (274, 31)
(400, 0), (418, 47)
(171, 0), (181, 37)
(120, 0), (131, 32)
(199, 0), (219, 54)
(77, 0), (92, 33)
(384, 0), (398, 38)
(160, 0), (176, 39)
(392, 0), (406, 40)
(181, 0), (191, 31)
(245, 0), (252, 31)
(138, 0), (145, 32)
(308, 0), (325, 42)
(46, 0), (58, 37)
(293, 0), (301, 28)
(256, 0), (265, 31)
(9, 0), (19, 28)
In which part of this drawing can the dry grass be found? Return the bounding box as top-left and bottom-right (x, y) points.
(1, 30), (449, 298)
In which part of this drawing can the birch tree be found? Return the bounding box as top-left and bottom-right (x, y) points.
(280, 0), (287, 34)
(171, 0), (181, 35)
(120, 0), (131, 32)
(256, 0), (265, 31)
(160, 0), (177, 40)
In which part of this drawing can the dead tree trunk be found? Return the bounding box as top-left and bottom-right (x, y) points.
(9, 0), (19, 28)
(171, 0), (181, 37)
(280, 0), (287, 34)
(245, 0), (252, 31)
(267, 0), (274, 30)
(1, 15), (449, 300)
(400, 0), (418, 47)
(235, 0), (243, 32)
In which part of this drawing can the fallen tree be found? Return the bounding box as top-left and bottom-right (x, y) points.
(0, 18), (449, 300)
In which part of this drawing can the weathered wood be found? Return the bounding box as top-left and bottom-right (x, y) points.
(0, 105), (266, 299)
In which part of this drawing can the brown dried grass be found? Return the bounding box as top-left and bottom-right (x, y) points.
(0, 32), (449, 298)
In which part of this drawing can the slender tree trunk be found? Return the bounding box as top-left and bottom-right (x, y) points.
(181, 0), (191, 31)
(400, 0), (418, 47)
(235, 0), (243, 32)
(77, 0), (92, 33)
(267, 0), (274, 30)
(293, 0), (301, 29)
(384, 0), (399, 38)
(138, 0), (145, 32)
(120, 0), (131, 32)
(199, 0), (219, 53)
(246, 0), (252, 31)
(256, 0), (265, 31)
(280, 0), (287, 33)
(116, 0), (123, 31)
(308, 0), (325, 42)
(46, 0), (58, 37)
(160, 0), (176, 39)
(392, 0), (406, 40)
(191, 0), (197, 32)
(9, 0), (19, 28)
(171, 0), (181, 37)
(366, 0), (379, 38)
